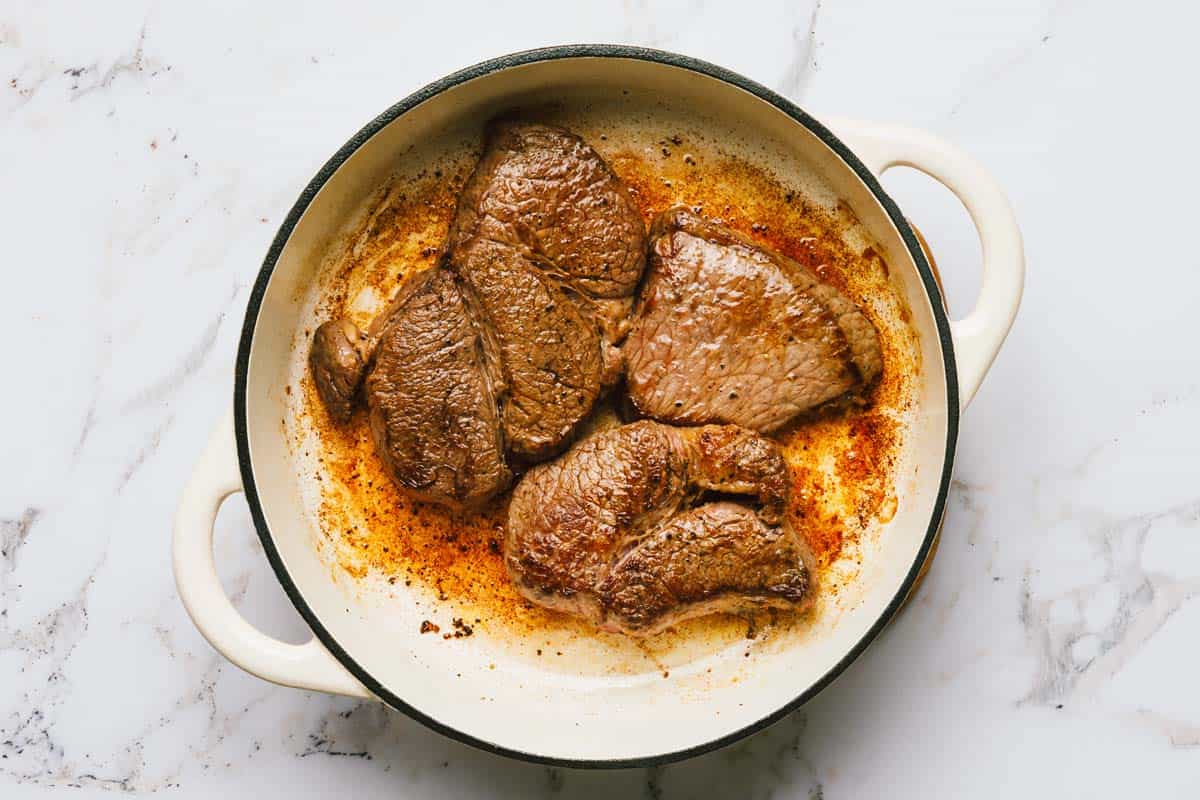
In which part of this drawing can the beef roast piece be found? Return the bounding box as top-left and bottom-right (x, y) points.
(363, 267), (510, 509)
(450, 120), (646, 299)
(626, 208), (883, 433)
(505, 420), (812, 635)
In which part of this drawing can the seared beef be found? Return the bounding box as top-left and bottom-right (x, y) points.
(451, 237), (604, 460)
(450, 120), (646, 299)
(599, 502), (808, 633)
(363, 267), (511, 509)
(309, 121), (646, 507)
(505, 420), (812, 635)
(309, 319), (369, 423)
(626, 208), (883, 433)
(447, 120), (647, 458)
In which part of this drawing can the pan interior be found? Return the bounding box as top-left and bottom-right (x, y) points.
(243, 55), (950, 763)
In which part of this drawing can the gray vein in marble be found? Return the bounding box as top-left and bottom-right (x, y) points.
(298, 698), (374, 760)
(0, 504), (195, 793)
(71, 395), (98, 458)
(98, 575), (262, 792)
(67, 23), (171, 102)
(67, 24), (150, 100)
(117, 411), (175, 491)
(123, 284), (237, 411)
(1020, 500), (1200, 710)
(776, 0), (822, 102)
(3, 20), (169, 113)
(292, 702), (385, 762)
(2, 592), (275, 791)
(1, 577), (94, 787)
(947, 0), (1068, 118)
(0, 508), (40, 583)
(950, 480), (983, 546)
(619, 0), (704, 50)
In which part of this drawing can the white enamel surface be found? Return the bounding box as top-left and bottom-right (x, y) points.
(235, 57), (953, 763)
(5, 1), (1200, 797)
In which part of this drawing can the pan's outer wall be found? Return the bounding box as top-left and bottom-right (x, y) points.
(233, 45), (959, 768)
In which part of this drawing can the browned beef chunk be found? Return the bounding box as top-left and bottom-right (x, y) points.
(626, 208), (882, 433)
(309, 319), (369, 423)
(450, 120), (646, 299)
(363, 267), (510, 510)
(505, 420), (812, 635)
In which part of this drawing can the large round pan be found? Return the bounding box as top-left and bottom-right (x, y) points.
(173, 45), (1023, 767)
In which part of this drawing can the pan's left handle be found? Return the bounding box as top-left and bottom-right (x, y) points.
(173, 410), (371, 698)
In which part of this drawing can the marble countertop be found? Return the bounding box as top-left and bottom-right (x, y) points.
(2, 1), (1197, 797)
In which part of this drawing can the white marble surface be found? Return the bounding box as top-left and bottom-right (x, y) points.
(2, 0), (1198, 796)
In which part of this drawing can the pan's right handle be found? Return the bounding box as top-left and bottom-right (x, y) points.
(173, 410), (371, 699)
(824, 118), (1025, 411)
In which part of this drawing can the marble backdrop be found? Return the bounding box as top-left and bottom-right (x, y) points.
(1, 0), (1197, 797)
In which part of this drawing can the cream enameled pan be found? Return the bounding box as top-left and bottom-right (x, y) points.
(173, 46), (1023, 766)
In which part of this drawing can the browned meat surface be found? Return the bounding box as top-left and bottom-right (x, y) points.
(626, 208), (883, 433)
(505, 420), (812, 635)
(309, 319), (369, 423)
(450, 120), (646, 299)
(447, 120), (647, 458)
(451, 237), (604, 460)
(363, 267), (511, 510)
(599, 503), (809, 633)
(308, 121), (647, 506)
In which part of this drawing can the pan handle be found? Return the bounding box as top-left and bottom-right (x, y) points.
(173, 410), (371, 699)
(823, 117), (1025, 411)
